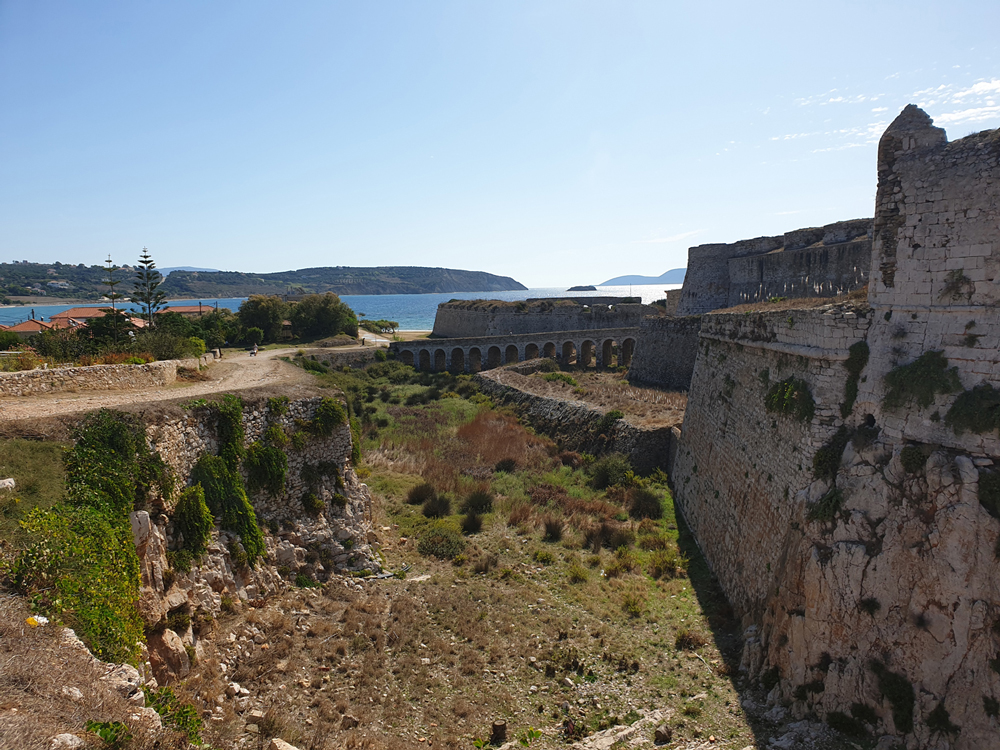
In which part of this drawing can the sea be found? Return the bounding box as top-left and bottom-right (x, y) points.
(0, 284), (681, 332)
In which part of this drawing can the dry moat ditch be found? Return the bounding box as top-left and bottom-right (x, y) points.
(0, 357), (873, 750)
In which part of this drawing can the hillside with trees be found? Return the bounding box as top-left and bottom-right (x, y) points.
(0, 263), (526, 301)
(159, 266), (526, 297)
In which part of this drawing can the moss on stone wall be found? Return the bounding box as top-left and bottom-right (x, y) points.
(765, 377), (815, 422)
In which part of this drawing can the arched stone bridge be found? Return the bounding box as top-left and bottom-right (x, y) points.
(389, 327), (639, 373)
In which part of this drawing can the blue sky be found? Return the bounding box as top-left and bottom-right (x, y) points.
(1, 1), (998, 287)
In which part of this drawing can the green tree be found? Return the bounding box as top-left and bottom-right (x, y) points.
(289, 293), (359, 338)
(237, 295), (287, 343)
(132, 247), (166, 327)
(102, 256), (125, 344)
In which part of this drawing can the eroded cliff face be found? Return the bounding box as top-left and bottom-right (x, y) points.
(128, 395), (379, 686)
(674, 107), (1000, 748)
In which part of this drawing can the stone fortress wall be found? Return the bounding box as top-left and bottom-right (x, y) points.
(431, 299), (653, 338)
(672, 107), (1000, 748)
(676, 218), (872, 316)
(625, 315), (702, 390)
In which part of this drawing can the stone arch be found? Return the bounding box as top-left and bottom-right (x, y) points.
(487, 346), (502, 369)
(434, 349), (447, 372)
(399, 349), (414, 367)
(561, 341), (576, 364)
(543, 342), (557, 358)
(524, 343), (539, 360)
(468, 347), (482, 373)
(418, 350), (431, 371)
(601, 339), (615, 368)
(505, 344), (519, 365)
(580, 339), (595, 367)
(450, 348), (465, 373)
(621, 338), (636, 367)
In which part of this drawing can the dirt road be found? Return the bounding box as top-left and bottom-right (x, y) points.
(0, 348), (315, 421)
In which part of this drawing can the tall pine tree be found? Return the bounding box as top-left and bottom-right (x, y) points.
(102, 255), (124, 344)
(133, 247), (166, 328)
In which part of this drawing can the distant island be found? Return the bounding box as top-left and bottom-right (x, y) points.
(599, 268), (686, 286)
(567, 285), (597, 291)
(0, 262), (526, 300)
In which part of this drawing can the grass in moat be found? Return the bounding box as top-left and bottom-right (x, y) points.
(0, 438), (67, 545)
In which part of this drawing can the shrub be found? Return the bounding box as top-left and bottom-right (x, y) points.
(295, 573), (322, 588)
(622, 591), (645, 618)
(675, 629), (708, 651)
(190, 454), (265, 563)
(628, 487), (663, 520)
(595, 409), (624, 435)
(559, 451), (583, 468)
(7, 505), (142, 664)
(543, 372), (577, 386)
(826, 712), (867, 738)
(945, 383), (1000, 435)
(244, 441), (288, 496)
(532, 549), (555, 565)
(978, 473), (1000, 519)
(589, 453), (634, 490)
(859, 597), (881, 616)
(870, 661), (914, 733)
(311, 397), (348, 436)
(806, 489), (843, 523)
(841, 341), (870, 417)
(648, 547), (687, 579)
(417, 524), (465, 560)
(173, 485), (213, 556)
(301, 491), (325, 516)
(926, 702), (960, 735)
(813, 426), (851, 481)
(542, 515), (563, 542)
(65, 408), (174, 514)
(462, 489), (494, 514)
(494, 457), (518, 473)
(883, 351), (961, 410)
(213, 394), (246, 470)
(765, 377), (815, 422)
(407, 482), (437, 505)
(461, 512), (482, 535)
(899, 445), (925, 474)
(567, 562), (589, 583)
(422, 494), (452, 518)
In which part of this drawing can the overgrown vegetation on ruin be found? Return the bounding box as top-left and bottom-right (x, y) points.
(841, 341), (869, 417)
(765, 376), (815, 423)
(883, 351), (961, 410)
(1, 409), (172, 663)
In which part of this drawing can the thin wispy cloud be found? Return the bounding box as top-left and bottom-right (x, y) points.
(633, 230), (701, 244)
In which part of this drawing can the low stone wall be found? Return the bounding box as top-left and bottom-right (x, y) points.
(304, 347), (382, 370)
(0, 359), (199, 397)
(627, 316), (701, 390)
(476, 370), (677, 475)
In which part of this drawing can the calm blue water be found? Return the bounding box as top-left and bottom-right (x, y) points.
(0, 284), (680, 331)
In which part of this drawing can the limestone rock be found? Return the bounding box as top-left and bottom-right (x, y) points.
(49, 734), (84, 750)
(269, 740), (301, 750)
(148, 628), (190, 684)
(653, 723), (672, 744)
